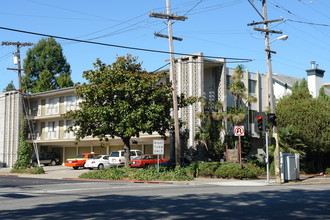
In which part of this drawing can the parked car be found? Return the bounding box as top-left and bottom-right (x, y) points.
(30, 152), (60, 167)
(109, 149), (143, 167)
(130, 154), (169, 168)
(84, 155), (110, 170)
(153, 158), (191, 169)
(65, 152), (99, 170)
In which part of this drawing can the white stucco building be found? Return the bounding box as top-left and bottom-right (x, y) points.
(0, 54), (328, 167)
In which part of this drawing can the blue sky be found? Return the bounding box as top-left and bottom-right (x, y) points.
(1, 0), (330, 91)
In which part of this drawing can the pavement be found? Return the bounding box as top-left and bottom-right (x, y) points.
(0, 165), (329, 186)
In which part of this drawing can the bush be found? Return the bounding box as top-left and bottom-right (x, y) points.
(244, 162), (265, 176)
(79, 168), (125, 180)
(326, 168), (330, 175)
(197, 162), (221, 177)
(214, 162), (257, 179)
(11, 166), (45, 174)
(79, 167), (194, 181)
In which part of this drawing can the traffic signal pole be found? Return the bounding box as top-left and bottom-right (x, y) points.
(248, 0), (282, 184)
(265, 131), (270, 184)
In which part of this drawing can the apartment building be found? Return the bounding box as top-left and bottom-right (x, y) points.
(0, 54), (328, 167)
(173, 53), (329, 150)
(0, 87), (170, 167)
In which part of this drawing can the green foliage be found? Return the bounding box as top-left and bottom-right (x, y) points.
(214, 162), (257, 179)
(195, 100), (225, 160)
(12, 118), (32, 170)
(278, 126), (307, 156)
(197, 162), (221, 177)
(277, 80), (330, 153)
(3, 81), (16, 92)
(79, 167), (194, 181)
(226, 107), (247, 125)
(22, 37), (73, 93)
(326, 168), (330, 175)
(319, 86), (330, 101)
(65, 54), (194, 167)
(11, 166), (45, 174)
(244, 161), (265, 176)
(228, 65), (256, 110)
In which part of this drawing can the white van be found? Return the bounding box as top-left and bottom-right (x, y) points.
(109, 149), (143, 167)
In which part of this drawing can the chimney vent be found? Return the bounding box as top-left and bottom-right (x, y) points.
(311, 61), (316, 69)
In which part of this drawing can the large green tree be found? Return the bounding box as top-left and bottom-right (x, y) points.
(276, 80), (330, 171)
(65, 54), (174, 167)
(22, 37), (73, 93)
(2, 81), (16, 92)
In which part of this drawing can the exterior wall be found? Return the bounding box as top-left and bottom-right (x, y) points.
(18, 88), (170, 165)
(0, 92), (21, 167)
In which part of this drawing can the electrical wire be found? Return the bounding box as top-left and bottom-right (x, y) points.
(286, 19), (330, 27)
(0, 26), (253, 61)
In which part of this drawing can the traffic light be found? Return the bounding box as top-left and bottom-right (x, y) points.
(267, 113), (277, 127)
(254, 112), (266, 133)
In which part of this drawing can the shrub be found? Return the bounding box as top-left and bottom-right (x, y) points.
(214, 162), (257, 179)
(197, 162), (221, 177)
(79, 168), (125, 180)
(244, 162), (265, 176)
(11, 166), (45, 174)
(79, 167), (194, 181)
(326, 168), (330, 175)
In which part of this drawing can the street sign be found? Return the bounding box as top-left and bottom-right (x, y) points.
(234, 126), (245, 136)
(153, 139), (164, 155)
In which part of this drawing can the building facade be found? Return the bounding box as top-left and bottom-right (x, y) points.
(0, 54), (328, 167)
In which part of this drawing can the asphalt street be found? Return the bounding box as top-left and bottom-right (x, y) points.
(0, 175), (330, 219)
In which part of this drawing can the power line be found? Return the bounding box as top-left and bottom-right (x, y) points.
(0, 26), (253, 61)
(286, 19), (330, 27)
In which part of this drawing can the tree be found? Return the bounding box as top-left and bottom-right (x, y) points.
(12, 117), (32, 169)
(22, 37), (73, 93)
(3, 81), (16, 92)
(195, 100), (225, 161)
(65, 54), (174, 167)
(227, 65), (256, 126)
(277, 80), (330, 172)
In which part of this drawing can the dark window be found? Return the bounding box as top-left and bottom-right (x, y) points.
(110, 152), (119, 157)
(248, 80), (257, 94)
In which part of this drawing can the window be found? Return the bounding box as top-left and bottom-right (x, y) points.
(65, 120), (75, 139)
(249, 110), (256, 124)
(46, 121), (57, 139)
(47, 98), (59, 115)
(30, 101), (39, 116)
(226, 75), (232, 88)
(248, 80), (257, 94)
(66, 95), (77, 111)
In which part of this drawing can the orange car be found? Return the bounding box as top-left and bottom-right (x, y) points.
(65, 152), (99, 170)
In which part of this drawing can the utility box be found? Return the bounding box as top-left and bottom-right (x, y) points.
(280, 152), (300, 182)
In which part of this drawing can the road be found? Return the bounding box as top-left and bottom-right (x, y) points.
(1, 176), (329, 219)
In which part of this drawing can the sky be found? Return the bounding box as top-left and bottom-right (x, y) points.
(1, 0), (330, 91)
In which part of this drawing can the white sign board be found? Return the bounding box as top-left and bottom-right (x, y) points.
(234, 126), (245, 136)
(153, 139), (164, 155)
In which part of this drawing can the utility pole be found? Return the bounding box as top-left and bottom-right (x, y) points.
(2, 41), (33, 91)
(149, 0), (187, 165)
(247, 0), (284, 184)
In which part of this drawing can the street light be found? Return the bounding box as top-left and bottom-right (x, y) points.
(266, 32), (288, 184)
(270, 35), (288, 43)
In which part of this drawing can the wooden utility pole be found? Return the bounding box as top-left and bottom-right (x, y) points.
(247, 0), (283, 184)
(2, 41), (33, 91)
(149, 0), (187, 165)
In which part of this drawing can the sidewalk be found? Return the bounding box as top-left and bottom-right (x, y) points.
(1, 166), (329, 186)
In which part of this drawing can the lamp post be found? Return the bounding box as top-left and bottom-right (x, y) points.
(265, 33), (288, 184)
